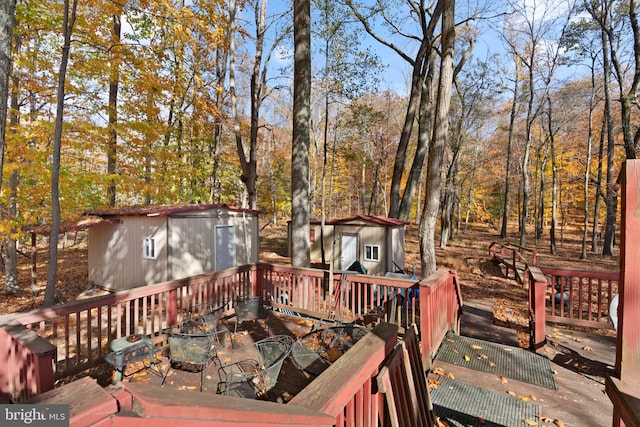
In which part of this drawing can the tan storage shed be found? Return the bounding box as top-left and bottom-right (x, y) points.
(86, 204), (260, 291)
(290, 215), (408, 276)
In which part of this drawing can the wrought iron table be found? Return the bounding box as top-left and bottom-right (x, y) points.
(105, 334), (162, 382)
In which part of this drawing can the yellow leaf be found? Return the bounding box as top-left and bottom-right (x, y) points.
(530, 394), (537, 401)
(464, 355), (471, 362)
(498, 375), (508, 384)
(518, 395), (530, 402)
(507, 390), (517, 396)
(523, 419), (537, 425)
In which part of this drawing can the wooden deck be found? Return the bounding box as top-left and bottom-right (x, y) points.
(48, 300), (618, 427)
(91, 310), (365, 402)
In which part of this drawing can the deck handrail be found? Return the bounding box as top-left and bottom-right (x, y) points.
(489, 241), (536, 281)
(289, 323), (398, 425)
(419, 268), (463, 367)
(1, 264), (461, 403)
(537, 265), (618, 329)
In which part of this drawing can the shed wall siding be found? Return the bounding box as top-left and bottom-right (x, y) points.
(169, 211), (259, 281)
(88, 217), (168, 291)
(307, 221), (407, 276)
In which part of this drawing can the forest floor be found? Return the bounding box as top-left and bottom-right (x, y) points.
(0, 220), (620, 348)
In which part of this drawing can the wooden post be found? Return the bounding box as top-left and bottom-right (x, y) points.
(528, 266), (547, 350)
(617, 160), (640, 384)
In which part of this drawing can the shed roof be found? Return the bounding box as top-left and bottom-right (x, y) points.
(310, 215), (407, 227)
(85, 203), (260, 218)
(24, 215), (119, 236)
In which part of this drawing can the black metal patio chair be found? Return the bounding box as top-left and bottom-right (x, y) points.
(216, 335), (294, 399)
(161, 330), (223, 392)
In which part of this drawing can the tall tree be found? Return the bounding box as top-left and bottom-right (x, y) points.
(231, 0), (290, 210)
(420, 0), (455, 276)
(0, 0), (16, 293)
(44, 0), (77, 307)
(291, 0), (311, 268)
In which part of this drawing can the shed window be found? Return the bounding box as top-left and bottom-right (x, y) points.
(143, 237), (157, 259)
(364, 245), (380, 262)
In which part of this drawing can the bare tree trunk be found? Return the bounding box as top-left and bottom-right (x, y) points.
(548, 96), (557, 255)
(501, 67), (518, 239)
(4, 23), (19, 293)
(581, 60), (597, 259)
(601, 24), (617, 256)
(398, 51), (435, 221)
(107, 11), (121, 207)
(420, 0), (455, 277)
(291, 0), (311, 268)
(592, 115), (606, 253)
(0, 0), (15, 200)
(45, 0), (77, 307)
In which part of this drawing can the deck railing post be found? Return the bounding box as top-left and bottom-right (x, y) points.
(166, 289), (178, 328)
(528, 266), (547, 350)
(0, 321), (56, 402)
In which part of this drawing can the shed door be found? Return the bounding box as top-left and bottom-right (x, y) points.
(215, 225), (236, 270)
(341, 234), (358, 270)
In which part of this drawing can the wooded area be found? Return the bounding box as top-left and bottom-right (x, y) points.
(0, 0), (637, 305)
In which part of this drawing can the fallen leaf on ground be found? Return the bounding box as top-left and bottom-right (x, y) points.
(544, 347), (555, 355)
(452, 349), (459, 354)
(478, 353), (488, 359)
(550, 341), (558, 346)
(477, 416), (486, 424)
(530, 394), (537, 401)
(432, 367), (446, 376)
(498, 375), (508, 384)
(470, 344), (483, 350)
(464, 355), (471, 361)
(428, 379), (440, 389)
(573, 337), (582, 342)
(582, 346), (593, 351)
(554, 420), (565, 427)
(444, 371), (455, 379)
(518, 395), (530, 402)
(538, 415), (554, 422)
(488, 361), (496, 367)
(507, 390), (517, 396)
(503, 348), (513, 352)
(523, 418), (537, 425)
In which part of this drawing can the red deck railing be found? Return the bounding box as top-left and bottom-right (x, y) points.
(489, 241), (537, 282)
(0, 264), (462, 405)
